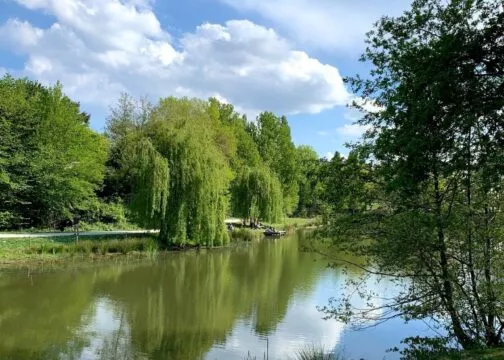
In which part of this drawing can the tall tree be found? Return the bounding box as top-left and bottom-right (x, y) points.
(323, 0), (504, 351)
(231, 166), (283, 224)
(0, 75), (107, 229)
(294, 146), (325, 217)
(252, 112), (299, 214)
(117, 97), (232, 246)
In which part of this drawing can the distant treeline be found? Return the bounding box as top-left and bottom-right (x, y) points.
(0, 75), (363, 245)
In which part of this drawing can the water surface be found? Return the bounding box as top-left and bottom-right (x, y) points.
(0, 234), (430, 359)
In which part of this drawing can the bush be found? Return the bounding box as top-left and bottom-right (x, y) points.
(230, 228), (262, 242)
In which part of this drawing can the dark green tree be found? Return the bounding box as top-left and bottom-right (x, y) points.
(294, 145), (325, 217)
(252, 112), (299, 214)
(323, 0), (504, 351)
(0, 75), (107, 229)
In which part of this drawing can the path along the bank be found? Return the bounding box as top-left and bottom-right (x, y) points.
(0, 219), (245, 239)
(0, 230), (159, 239)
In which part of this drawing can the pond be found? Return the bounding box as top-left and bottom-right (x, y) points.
(0, 233), (431, 360)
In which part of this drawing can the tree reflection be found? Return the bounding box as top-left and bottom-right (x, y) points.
(0, 233), (327, 359)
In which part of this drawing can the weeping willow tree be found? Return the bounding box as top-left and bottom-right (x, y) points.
(231, 166), (283, 224)
(119, 133), (169, 229)
(135, 97), (232, 247)
(114, 96), (289, 246)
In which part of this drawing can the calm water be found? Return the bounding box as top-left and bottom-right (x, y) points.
(0, 234), (431, 360)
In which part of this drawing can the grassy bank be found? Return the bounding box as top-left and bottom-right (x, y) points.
(0, 235), (159, 263)
(0, 219), (315, 263)
(0, 228), (264, 263)
(272, 217), (320, 230)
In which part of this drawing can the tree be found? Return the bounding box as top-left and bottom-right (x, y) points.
(0, 75), (107, 229)
(114, 97), (231, 246)
(322, 0), (504, 352)
(252, 112), (299, 214)
(231, 166), (283, 224)
(118, 133), (169, 229)
(327, 149), (377, 214)
(294, 146), (325, 217)
(102, 93), (153, 202)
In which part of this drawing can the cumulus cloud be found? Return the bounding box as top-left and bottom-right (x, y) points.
(350, 97), (384, 114)
(219, 0), (409, 53)
(0, 0), (351, 122)
(336, 123), (371, 137)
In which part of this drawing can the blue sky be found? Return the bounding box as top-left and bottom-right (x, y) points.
(0, 0), (409, 158)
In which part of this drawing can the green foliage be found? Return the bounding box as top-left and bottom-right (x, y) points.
(323, 149), (377, 215)
(295, 145), (326, 217)
(108, 97), (232, 246)
(153, 97), (232, 246)
(231, 166), (283, 223)
(229, 228), (262, 242)
(0, 74), (320, 243)
(27, 237), (158, 256)
(0, 75), (107, 229)
(321, 0), (504, 353)
(119, 134), (169, 229)
(252, 112), (300, 214)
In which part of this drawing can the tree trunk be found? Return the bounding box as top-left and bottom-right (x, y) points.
(433, 168), (475, 349)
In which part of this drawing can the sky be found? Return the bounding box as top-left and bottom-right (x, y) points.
(0, 0), (410, 158)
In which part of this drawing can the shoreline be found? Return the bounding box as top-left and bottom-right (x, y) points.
(0, 218), (319, 266)
(0, 228), (296, 266)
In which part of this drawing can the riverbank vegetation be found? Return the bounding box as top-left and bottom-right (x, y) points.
(0, 76), (330, 246)
(312, 0), (504, 357)
(0, 235), (159, 262)
(0, 226), (290, 262)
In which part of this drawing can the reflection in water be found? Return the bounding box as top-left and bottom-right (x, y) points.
(0, 233), (429, 360)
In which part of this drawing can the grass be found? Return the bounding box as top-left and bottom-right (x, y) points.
(271, 217), (321, 231)
(0, 235), (159, 263)
(242, 345), (344, 360)
(0, 217), (317, 263)
(295, 345), (344, 360)
(230, 228), (263, 242)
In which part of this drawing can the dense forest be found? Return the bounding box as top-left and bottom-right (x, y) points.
(0, 75), (346, 245)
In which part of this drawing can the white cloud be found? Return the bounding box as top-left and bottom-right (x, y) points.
(0, 19), (43, 47)
(219, 0), (409, 53)
(343, 109), (363, 122)
(345, 97), (384, 122)
(335, 123), (371, 137)
(350, 97), (384, 114)
(325, 152), (334, 160)
(0, 0), (351, 123)
(317, 130), (329, 136)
